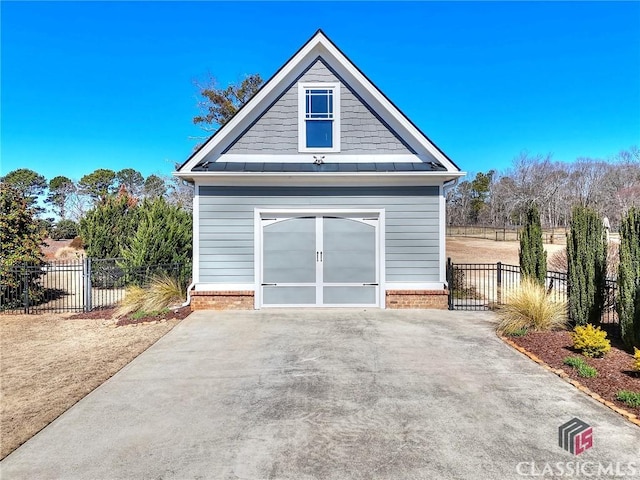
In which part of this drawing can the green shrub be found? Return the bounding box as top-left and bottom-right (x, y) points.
(131, 308), (169, 320)
(563, 356), (598, 378)
(79, 194), (138, 259)
(506, 327), (528, 337)
(563, 356), (583, 368)
(572, 324), (611, 358)
(617, 207), (640, 349)
(567, 206), (607, 326)
(496, 278), (568, 334)
(120, 197), (192, 267)
(577, 364), (597, 378)
(519, 204), (547, 285)
(615, 390), (640, 408)
(50, 219), (79, 240)
(0, 183), (46, 309)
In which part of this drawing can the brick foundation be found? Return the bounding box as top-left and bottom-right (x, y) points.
(190, 291), (254, 311)
(385, 290), (449, 309)
(190, 289), (448, 310)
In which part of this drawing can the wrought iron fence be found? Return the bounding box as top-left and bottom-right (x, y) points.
(0, 258), (191, 314)
(446, 259), (620, 333)
(446, 225), (568, 244)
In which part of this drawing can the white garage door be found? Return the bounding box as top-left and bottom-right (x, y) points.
(261, 215), (379, 307)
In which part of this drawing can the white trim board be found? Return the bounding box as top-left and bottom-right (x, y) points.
(194, 283), (255, 292)
(176, 171), (465, 186)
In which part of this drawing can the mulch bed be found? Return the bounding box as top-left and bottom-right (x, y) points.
(509, 330), (640, 417)
(68, 306), (192, 326)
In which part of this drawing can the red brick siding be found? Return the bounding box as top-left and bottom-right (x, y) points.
(385, 290), (448, 309)
(190, 291), (254, 311)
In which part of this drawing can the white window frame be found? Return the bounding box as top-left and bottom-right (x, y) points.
(298, 82), (341, 153)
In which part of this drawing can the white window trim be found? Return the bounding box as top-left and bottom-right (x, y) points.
(298, 82), (341, 153)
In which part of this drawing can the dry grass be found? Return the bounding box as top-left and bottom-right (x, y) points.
(496, 278), (568, 335)
(446, 237), (565, 265)
(54, 246), (82, 260)
(0, 313), (180, 459)
(115, 285), (147, 317)
(116, 274), (186, 317)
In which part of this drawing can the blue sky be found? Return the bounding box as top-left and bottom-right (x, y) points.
(2, 1), (639, 182)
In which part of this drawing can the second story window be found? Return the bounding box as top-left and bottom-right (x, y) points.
(298, 83), (340, 152)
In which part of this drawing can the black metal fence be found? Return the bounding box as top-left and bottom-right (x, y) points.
(446, 225), (568, 244)
(446, 259), (619, 331)
(1, 258), (191, 314)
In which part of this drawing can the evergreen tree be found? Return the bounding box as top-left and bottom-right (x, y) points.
(120, 198), (192, 268)
(79, 193), (138, 259)
(519, 204), (547, 285)
(0, 184), (46, 308)
(566, 206), (607, 325)
(617, 208), (640, 348)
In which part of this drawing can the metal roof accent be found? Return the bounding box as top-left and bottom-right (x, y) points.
(192, 162), (447, 173)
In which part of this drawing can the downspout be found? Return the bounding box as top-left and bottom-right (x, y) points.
(181, 282), (195, 307)
(442, 177), (460, 290)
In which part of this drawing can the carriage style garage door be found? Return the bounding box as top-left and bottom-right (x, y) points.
(260, 214), (379, 307)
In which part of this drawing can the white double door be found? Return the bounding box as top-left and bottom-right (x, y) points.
(261, 214), (379, 307)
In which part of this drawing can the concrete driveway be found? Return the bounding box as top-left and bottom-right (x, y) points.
(2, 309), (639, 479)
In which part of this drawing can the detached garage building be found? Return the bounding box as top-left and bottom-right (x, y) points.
(175, 30), (464, 310)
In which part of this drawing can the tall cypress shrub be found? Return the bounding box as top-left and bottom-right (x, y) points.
(617, 208), (640, 348)
(519, 204), (547, 285)
(566, 206), (607, 326)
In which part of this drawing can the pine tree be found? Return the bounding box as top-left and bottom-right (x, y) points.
(617, 208), (640, 348)
(566, 206), (607, 326)
(519, 204), (547, 285)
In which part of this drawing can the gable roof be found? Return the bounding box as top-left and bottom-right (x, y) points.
(176, 29), (462, 178)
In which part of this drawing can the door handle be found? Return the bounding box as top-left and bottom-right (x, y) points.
(363, 283), (378, 286)
(261, 283), (277, 286)
(317, 252), (323, 262)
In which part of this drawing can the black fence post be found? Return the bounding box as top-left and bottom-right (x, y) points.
(22, 265), (29, 314)
(496, 262), (503, 305)
(83, 257), (92, 312)
(446, 257), (453, 310)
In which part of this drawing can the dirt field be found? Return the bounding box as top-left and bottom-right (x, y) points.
(0, 314), (180, 459)
(446, 237), (565, 265)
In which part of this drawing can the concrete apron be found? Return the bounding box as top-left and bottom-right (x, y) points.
(2, 309), (639, 480)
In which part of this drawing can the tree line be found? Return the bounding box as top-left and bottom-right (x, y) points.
(0, 167), (193, 239)
(447, 147), (640, 230)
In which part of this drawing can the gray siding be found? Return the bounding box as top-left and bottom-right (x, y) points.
(198, 186), (439, 284)
(224, 59), (414, 155)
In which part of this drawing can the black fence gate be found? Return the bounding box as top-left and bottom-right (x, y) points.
(446, 258), (619, 330)
(1, 258), (190, 314)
